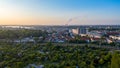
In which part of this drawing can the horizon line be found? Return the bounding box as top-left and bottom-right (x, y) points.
(0, 24), (120, 26)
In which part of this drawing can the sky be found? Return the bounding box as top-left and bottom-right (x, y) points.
(0, 0), (120, 25)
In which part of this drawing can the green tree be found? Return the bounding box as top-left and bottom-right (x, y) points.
(99, 58), (104, 64)
(111, 52), (120, 68)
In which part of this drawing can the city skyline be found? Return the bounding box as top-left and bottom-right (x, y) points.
(0, 0), (120, 25)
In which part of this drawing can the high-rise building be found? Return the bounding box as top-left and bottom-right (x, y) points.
(72, 28), (88, 35)
(79, 28), (88, 34)
(72, 28), (79, 35)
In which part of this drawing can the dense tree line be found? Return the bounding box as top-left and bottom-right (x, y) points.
(0, 29), (47, 39)
(89, 28), (120, 31)
(0, 43), (120, 68)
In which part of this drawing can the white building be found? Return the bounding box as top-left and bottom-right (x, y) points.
(14, 37), (35, 43)
(106, 38), (113, 43)
(109, 35), (120, 40)
(88, 31), (102, 38)
(72, 28), (79, 35)
(72, 28), (88, 35)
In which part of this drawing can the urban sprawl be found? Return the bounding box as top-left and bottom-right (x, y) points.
(1, 25), (120, 45)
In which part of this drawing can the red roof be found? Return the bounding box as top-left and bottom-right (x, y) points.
(91, 38), (101, 41)
(80, 37), (90, 40)
(107, 32), (119, 35)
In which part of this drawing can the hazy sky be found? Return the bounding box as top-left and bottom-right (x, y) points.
(0, 0), (120, 25)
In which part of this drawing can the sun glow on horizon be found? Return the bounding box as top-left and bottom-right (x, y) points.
(0, 0), (120, 25)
